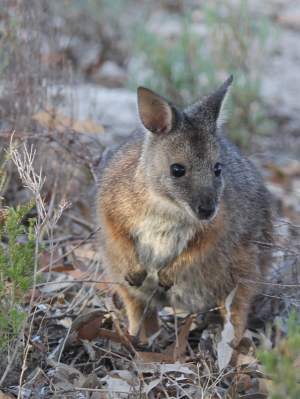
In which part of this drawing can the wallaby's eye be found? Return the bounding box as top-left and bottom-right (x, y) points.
(214, 162), (222, 177)
(170, 163), (186, 178)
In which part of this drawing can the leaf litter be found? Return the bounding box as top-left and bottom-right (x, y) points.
(1, 124), (299, 398)
(1, 214), (299, 399)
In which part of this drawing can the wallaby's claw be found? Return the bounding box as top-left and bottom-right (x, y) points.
(229, 338), (239, 350)
(158, 270), (173, 291)
(158, 281), (172, 290)
(125, 269), (147, 287)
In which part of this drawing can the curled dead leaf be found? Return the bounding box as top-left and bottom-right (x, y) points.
(163, 314), (194, 361)
(71, 310), (105, 341)
(217, 288), (237, 370)
(33, 108), (104, 134)
(236, 353), (258, 367)
(0, 392), (14, 399)
(135, 351), (174, 363)
(294, 355), (300, 368)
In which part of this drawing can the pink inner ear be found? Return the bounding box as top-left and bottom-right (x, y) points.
(138, 88), (173, 134)
(145, 101), (172, 134)
(150, 102), (171, 133)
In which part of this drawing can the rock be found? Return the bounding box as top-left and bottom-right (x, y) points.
(261, 29), (300, 131)
(70, 40), (102, 71)
(278, 9), (300, 30)
(47, 84), (138, 146)
(94, 61), (127, 87)
(147, 11), (183, 38)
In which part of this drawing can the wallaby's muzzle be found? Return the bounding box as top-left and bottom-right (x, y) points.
(197, 205), (216, 220)
(193, 189), (218, 220)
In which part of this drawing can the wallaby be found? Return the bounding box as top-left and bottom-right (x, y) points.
(97, 76), (273, 347)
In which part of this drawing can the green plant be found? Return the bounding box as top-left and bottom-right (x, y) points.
(259, 312), (300, 399)
(129, 0), (274, 148)
(204, 0), (274, 146)
(0, 202), (36, 350)
(129, 15), (209, 105)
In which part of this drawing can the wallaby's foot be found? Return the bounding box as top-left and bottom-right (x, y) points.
(158, 268), (174, 290)
(136, 308), (160, 344)
(220, 294), (252, 351)
(131, 334), (143, 347)
(229, 335), (242, 350)
(229, 317), (247, 350)
(125, 269), (147, 287)
(118, 287), (159, 343)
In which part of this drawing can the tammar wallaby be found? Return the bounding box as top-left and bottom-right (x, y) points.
(97, 76), (273, 347)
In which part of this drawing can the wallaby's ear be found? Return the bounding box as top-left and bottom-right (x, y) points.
(202, 75), (233, 128)
(137, 87), (177, 134)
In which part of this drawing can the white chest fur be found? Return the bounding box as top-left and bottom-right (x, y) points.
(134, 211), (196, 269)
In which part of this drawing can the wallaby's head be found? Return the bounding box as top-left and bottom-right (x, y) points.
(137, 76), (233, 222)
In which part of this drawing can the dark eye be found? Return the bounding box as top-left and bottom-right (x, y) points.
(214, 162), (222, 177)
(170, 163), (186, 178)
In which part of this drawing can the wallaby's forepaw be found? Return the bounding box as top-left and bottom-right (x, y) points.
(125, 269), (147, 287)
(229, 336), (241, 350)
(158, 269), (174, 291)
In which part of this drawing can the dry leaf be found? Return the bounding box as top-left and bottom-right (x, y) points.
(73, 326), (135, 353)
(91, 393), (109, 399)
(100, 376), (132, 395)
(39, 272), (74, 293)
(164, 314), (194, 361)
(111, 370), (134, 381)
(0, 392), (14, 399)
(112, 315), (136, 353)
(278, 13), (300, 30)
(294, 355), (300, 368)
(33, 108), (104, 134)
(254, 377), (272, 396)
(82, 373), (101, 388)
(159, 363), (196, 375)
(24, 287), (42, 303)
(235, 373), (253, 392)
(82, 340), (96, 361)
(38, 249), (63, 271)
(135, 351), (174, 363)
(217, 287), (237, 370)
(143, 378), (161, 395)
(57, 317), (73, 329)
(236, 353), (258, 367)
(72, 310), (105, 341)
(47, 359), (86, 388)
(40, 261), (75, 274)
(73, 243), (98, 261)
(135, 360), (196, 375)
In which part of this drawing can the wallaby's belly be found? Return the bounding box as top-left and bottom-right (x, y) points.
(134, 215), (196, 269)
(131, 216), (221, 312)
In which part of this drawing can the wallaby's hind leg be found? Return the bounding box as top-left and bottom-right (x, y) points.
(230, 285), (254, 347)
(219, 245), (260, 349)
(117, 287), (159, 343)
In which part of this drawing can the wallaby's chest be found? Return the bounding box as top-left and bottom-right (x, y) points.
(133, 213), (196, 269)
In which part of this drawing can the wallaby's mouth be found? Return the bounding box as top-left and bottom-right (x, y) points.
(196, 205), (216, 220)
(196, 207), (218, 222)
(164, 192), (219, 223)
(179, 201), (219, 224)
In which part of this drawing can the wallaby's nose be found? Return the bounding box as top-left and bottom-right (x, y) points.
(197, 205), (215, 220)
(194, 189), (217, 220)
